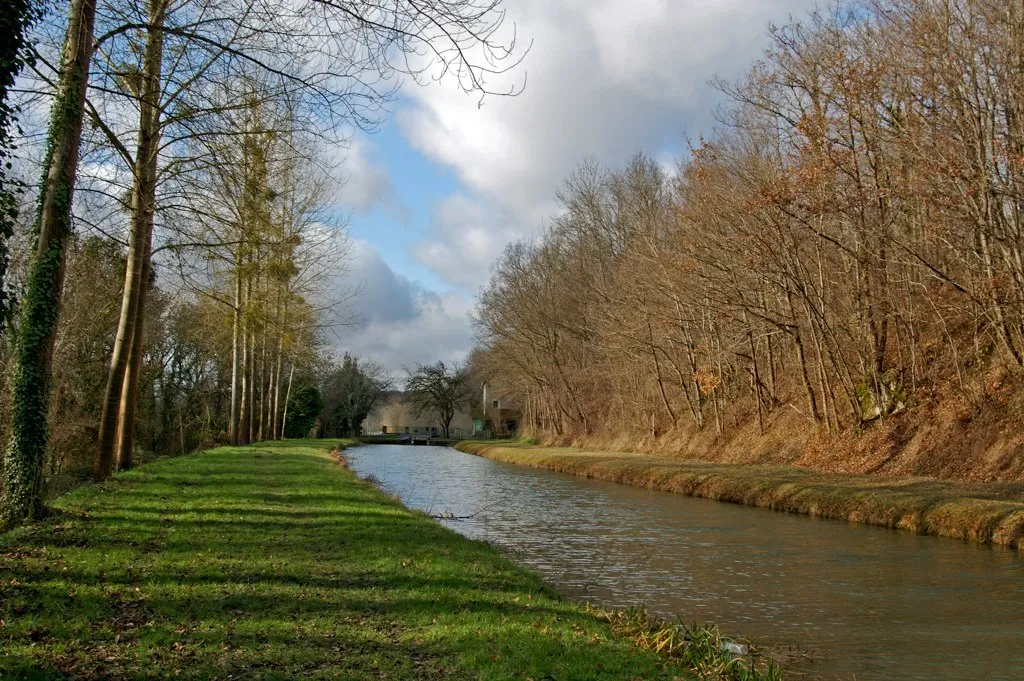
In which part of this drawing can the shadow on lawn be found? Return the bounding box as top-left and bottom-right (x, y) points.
(0, 442), (671, 681)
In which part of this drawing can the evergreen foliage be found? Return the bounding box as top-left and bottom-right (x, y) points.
(0, 0), (45, 331)
(284, 385), (324, 438)
(320, 354), (390, 437)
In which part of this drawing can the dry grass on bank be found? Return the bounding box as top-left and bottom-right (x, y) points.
(455, 441), (1024, 549)
(526, 367), (1024, 485)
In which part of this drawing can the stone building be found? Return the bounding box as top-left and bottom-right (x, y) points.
(479, 381), (520, 436)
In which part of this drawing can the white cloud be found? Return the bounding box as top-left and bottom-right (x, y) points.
(334, 134), (400, 215)
(411, 194), (520, 291)
(335, 240), (475, 373)
(396, 0), (817, 291)
(329, 1), (823, 364)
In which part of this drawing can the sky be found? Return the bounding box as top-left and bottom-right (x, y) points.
(331, 0), (818, 372)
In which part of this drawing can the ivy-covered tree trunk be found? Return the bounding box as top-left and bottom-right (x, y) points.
(1, 0), (97, 526)
(95, 0), (166, 479)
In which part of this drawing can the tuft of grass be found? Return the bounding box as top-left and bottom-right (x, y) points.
(0, 439), (681, 680)
(455, 441), (1024, 549)
(602, 608), (782, 681)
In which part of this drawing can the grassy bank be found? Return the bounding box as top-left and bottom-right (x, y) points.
(455, 441), (1024, 549)
(0, 440), (680, 680)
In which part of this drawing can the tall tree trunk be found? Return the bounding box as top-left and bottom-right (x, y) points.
(743, 310), (765, 435)
(95, 0), (165, 479)
(113, 0), (166, 472)
(787, 291), (820, 424)
(239, 308), (250, 446)
(239, 261), (252, 445)
(651, 347), (677, 431)
(246, 327), (256, 443)
(269, 290), (283, 439)
(271, 334), (283, 439)
(116, 260), (150, 471)
(228, 246), (243, 445)
(257, 327), (266, 440)
(281, 363), (294, 438)
(1, 0), (97, 525)
(178, 410), (185, 455)
(95, 197), (144, 478)
(263, 339), (273, 439)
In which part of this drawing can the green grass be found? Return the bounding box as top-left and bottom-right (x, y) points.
(456, 441), (1024, 549)
(0, 440), (679, 680)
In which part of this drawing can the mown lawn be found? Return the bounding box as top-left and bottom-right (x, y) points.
(0, 440), (677, 680)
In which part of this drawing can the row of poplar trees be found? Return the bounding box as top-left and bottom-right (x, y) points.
(475, 0), (1024, 446)
(0, 0), (523, 526)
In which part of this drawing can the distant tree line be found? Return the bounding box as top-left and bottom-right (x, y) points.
(475, 0), (1024, 444)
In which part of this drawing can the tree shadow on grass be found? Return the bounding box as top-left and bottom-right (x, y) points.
(0, 443), (673, 681)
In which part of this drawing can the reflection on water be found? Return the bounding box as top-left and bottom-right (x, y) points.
(347, 445), (1024, 681)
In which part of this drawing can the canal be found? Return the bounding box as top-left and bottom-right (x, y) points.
(346, 444), (1024, 680)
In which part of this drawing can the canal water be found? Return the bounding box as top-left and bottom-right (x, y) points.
(346, 444), (1024, 681)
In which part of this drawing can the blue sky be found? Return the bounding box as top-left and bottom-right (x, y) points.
(345, 121), (462, 294)
(331, 0), (819, 371)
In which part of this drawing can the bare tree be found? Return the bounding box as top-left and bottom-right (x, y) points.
(405, 361), (472, 438)
(473, 0), (1024, 465)
(87, 0), (527, 478)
